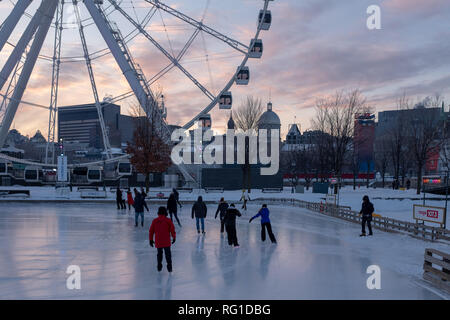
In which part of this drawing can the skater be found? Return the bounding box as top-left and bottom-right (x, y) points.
(167, 192), (182, 227)
(126, 189), (134, 210)
(149, 207), (176, 272)
(223, 204), (241, 247)
(133, 188), (149, 227)
(116, 187), (125, 209)
(215, 197), (229, 234)
(140, 187), (147, 199)
(406, 179), (411, 190)
(121, 189), (126, 209)
(240, 189), (251, 211)
(249, 204), (277, 243)
(359, 195), (374, 236)
(173, 188), (182, 208)
(191, 196), (207, 234)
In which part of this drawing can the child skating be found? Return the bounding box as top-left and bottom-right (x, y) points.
(249, 204), (277, 244)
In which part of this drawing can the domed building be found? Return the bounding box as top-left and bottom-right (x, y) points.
(258, 102), (281, 131)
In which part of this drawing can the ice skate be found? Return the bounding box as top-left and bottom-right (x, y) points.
(359, 233), (366, 237)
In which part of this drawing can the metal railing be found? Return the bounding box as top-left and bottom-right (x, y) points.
(252, 197), (450, 243)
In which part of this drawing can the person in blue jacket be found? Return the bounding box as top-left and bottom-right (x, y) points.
(249, 204), (277, 243)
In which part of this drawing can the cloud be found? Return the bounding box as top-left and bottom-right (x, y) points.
(2, 0), (450, 139)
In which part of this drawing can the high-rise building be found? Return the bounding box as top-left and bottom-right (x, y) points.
(58, 102), (121, 149)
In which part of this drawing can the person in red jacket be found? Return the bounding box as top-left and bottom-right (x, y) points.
(149, 207), (176, 272)
(126, 189), (134, 211)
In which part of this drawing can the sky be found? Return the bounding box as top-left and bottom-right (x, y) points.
(1, 0), (450, 139)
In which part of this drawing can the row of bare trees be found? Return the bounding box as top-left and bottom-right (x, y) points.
(281, 90), (448, 195)
(374, 94), (445, 194)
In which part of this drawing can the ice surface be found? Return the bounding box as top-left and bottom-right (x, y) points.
(0, 202), (448, 299)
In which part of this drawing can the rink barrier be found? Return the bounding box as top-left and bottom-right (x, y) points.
(252, 198), (450, 243)
(423, 248), (450, 293)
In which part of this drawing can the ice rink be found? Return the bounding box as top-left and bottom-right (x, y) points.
(0, 202), (448, 300)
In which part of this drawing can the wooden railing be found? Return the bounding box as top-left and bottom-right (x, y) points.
(252, 197), (450, 243)
(423, 248), (450, 293)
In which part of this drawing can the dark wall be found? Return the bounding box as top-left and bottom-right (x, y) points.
(201, 166), (283, 190)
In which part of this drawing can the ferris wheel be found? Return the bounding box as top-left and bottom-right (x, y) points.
(0, 0), (273, 183)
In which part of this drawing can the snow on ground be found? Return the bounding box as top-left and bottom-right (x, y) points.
(0, 202), (448, 299)
(1, 186), (449, 226)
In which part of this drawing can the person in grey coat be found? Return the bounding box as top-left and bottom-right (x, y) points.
(191, 196), (207, 234)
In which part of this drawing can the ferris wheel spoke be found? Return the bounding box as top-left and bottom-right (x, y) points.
(0, 0), (58, 149)
(0, 0), (52, 93)
(109, 0), (215, 101)
(46, 0), (65, 165)
(144, 0), (249, 55)
(73, 0), (113, 159)
(0, 0), (33, 53)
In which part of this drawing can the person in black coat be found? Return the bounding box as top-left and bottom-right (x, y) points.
(173, 188), (182, 208)
(133, 188), (149, 227)
(191, 196), (207, 234)
(359, 195), (374, 236)
(167, 192), (182, 227)
(215, 197), (229, 234)
(116, 188), (125, 209)
(223, 204), (242, 247)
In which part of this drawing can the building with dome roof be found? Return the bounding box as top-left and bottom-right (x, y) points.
(258, 102), (281, 131)
(199, 101), (283, 190)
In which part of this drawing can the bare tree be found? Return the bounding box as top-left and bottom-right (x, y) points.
(406, 95), (444, 194)
(312, 90), (366, 193)
(373, 134), (389, 188)
(232, 96), (264, 192)
(126, 93), (172, 192)
(281, 144), (313, 191)
(233, 96), (264, 131)
(385, 95), (409, 188)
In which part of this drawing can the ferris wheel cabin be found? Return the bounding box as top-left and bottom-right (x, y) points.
(258, 10), (272, 30)
(236, 67), (250, 85)
(117, 161), (132, 176)
(219, 92), (233, 110)
(24, 166), (42, 183)
(249, 39), (263, 58)
(87, 166), (103, 183)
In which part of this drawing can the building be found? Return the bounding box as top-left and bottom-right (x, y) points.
(201, 102), (283, 190)
(58, 102), (121, 149)
(286, 124), (301, 145)
(354, 113), (376, 172)
(258, 102), (281, 132)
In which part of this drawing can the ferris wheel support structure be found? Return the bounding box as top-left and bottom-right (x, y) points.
(45, 0), (65, 164)
(83, 0), (196, 184)
(0, 0), (33, 53)
(83, 0), (158, 118)
(0, 0), (51, 94)
(0, 0), (58, 149)
(73, 0), (112, 159)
